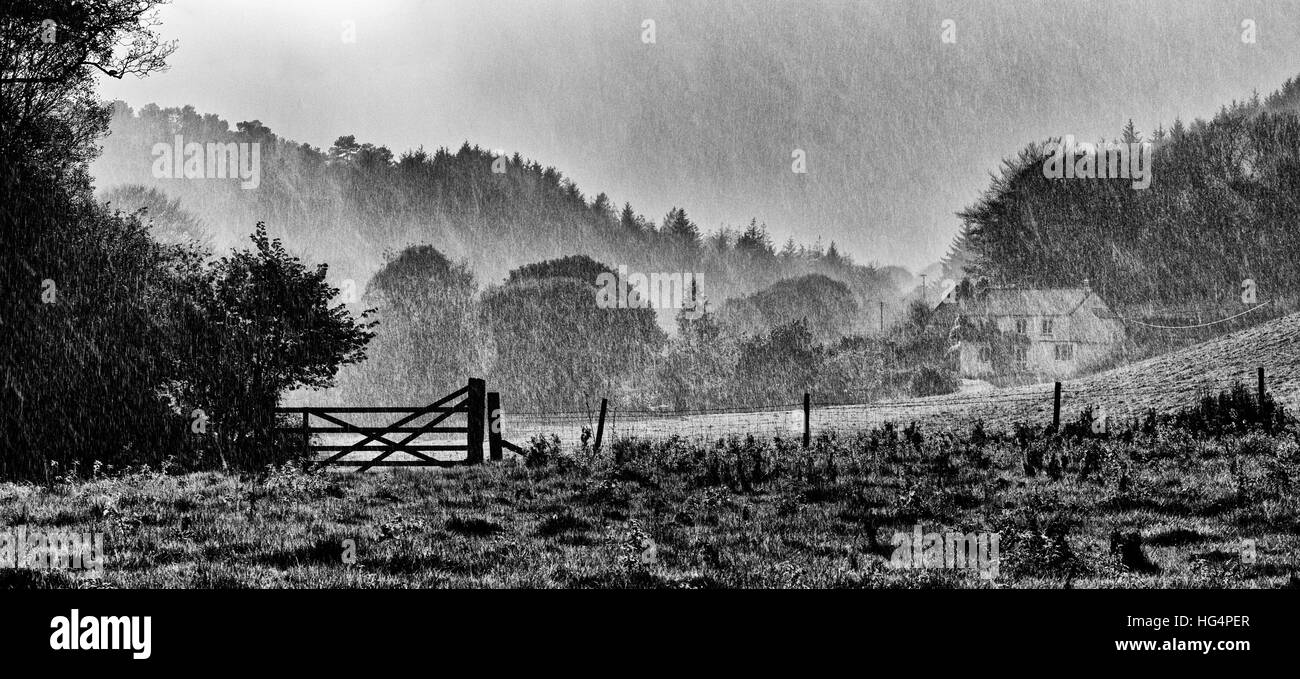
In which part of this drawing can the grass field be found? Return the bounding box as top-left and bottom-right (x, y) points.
(2, 412), (1298, 589)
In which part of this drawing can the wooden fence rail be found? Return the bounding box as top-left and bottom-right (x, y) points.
(277, 379), (485, 471)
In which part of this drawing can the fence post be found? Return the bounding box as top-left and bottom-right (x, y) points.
(1052, 382), (1062, 430)
(593, 398), (608, 455)
(488, 392), (502, 462)
(1258, 367), (1265, 408)
(466, 378), (485, 464)
(803, 392), (811, 448)
(302, 411), (309, 458)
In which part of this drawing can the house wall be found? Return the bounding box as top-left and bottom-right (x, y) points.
(957, 304), (1124, 381)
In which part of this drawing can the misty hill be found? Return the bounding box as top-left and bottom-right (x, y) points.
(90, 101), (905, 332)
(719, 274), (860, 343)
(945, 76), (1300, 338)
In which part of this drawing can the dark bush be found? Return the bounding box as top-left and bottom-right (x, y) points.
(909, 366), (958, 397)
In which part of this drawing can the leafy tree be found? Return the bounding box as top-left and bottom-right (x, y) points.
(177, 223), (375, 466)
(483, 256), (665, 410)
(1, 176), (199, 478)
(901, 298), (932, 338)
(735, 319), (823, 405)
(1, 0), (182, 480)
(508, 254), (613, 286)
(100, 184), (211, 247)
(235, 119), (274, 143)
(336, 244), (488, 404)
(814, 342), (886, 400)
(329, 135), (362, 163)
(355, 142), (394, 170)
(720, 273), (859, 343)
(1, 0), (176, 178)
(909, 365), (958, 397)
(655, 303), (737, 409)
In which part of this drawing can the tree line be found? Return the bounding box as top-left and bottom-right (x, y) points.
(1, 2), (373, 480)
(91, 103), (905, 326)
(946, 79), (1300, 347)
(324, 250), (957, 414)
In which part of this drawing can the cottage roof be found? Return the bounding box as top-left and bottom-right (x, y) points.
(956, 286), (1098, 317)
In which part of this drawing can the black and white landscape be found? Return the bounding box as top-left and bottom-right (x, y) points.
(4, 0), (1300, 592)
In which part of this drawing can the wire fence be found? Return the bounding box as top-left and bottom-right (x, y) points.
(497, 364), (1295, 450)
(1112, 296), (1300, 332)
(500, 387), (1077, 449)
(301, 368), (1291, 466)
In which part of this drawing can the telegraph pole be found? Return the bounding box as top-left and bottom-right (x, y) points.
(920, 274), (927, 305)
(879, 301), (884, 332)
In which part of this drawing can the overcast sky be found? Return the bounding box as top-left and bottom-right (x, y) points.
(96, 0), (1300, 271)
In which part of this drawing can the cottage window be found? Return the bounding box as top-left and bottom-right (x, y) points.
(1013, 347), (1027, 365)
(978, 347), (992, 362)
(1041, 318), (1054, 335)
(1014, 318), (1028, 334)
(1054, 343), (1073, 361)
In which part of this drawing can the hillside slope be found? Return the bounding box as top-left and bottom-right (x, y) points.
(488, 312), (1300, 447)
(827, 310), (1300, 432)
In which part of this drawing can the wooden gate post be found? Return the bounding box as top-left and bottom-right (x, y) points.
(1052, 382), (1062, 430)
(466, 378), (485, 464)
(1258, 367), (1265, 407)
(488, 392), (503, 462)
(593, 398), (608, 455)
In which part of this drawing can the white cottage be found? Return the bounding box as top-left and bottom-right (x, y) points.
(929, 282), (1125, 381)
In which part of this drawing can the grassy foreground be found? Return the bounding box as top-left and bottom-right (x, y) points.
(1, 422), (1298, 588)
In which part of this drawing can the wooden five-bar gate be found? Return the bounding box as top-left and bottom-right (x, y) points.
(276, 378), (523, 472)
